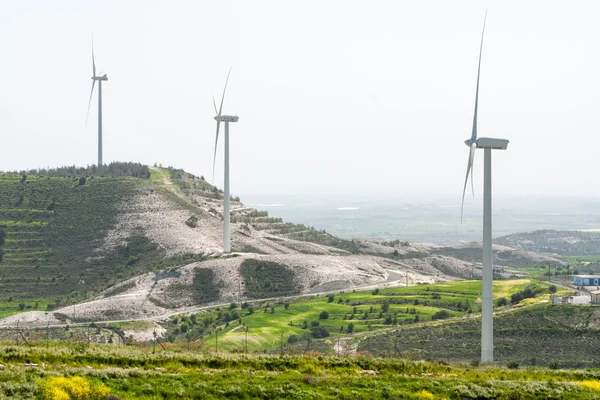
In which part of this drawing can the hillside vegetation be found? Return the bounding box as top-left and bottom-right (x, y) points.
(0, 343), (599, 399)
(160, 280), (559, 355)
(0, 163), (159, 303)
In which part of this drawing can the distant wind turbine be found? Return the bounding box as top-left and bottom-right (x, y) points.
(460, 12), (509, 364)
(86, 39), (108, 167)
(212, 68), (239, 253)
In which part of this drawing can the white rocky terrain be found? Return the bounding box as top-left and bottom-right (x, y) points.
(0, 168), (554, 328)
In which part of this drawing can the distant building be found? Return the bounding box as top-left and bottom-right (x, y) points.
(552, 295), (591, 305)
(591, 290), (600, 304)
(573, 275), (600, 286)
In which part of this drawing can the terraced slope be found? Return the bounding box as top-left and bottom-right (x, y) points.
(0, 172), (147, 300)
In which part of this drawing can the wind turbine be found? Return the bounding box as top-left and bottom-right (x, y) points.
(460, 12), (509, 364)
(212, 68), (239, 253)
(86, 39), (108, 167)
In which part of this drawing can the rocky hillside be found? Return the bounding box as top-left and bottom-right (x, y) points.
(0, 163), (552, 326)
(424, 242), (566, 269)
(495, 229), (600, 256)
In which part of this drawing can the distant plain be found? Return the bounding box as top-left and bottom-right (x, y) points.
(244, 194), (600, 243)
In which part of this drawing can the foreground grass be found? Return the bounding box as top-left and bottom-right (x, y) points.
(0, 343), (599, 399)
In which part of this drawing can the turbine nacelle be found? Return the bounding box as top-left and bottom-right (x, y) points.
(92, 75), (109, 81)
(476, 137), (509, 150)
(214, 115), (239, 123)
(464, 137), (509, 150)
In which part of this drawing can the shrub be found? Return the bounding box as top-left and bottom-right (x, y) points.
(185, 215), (199, 228)
(496, 297), (508, 307)
(510, 292), (524, 304)
(549, 285), (557, 294)
(319, 311), (329, 320)
(506, 360), (520, 369)
(431, 310), (451, 320)
(327, 294), (334, 303)
(416, 390), (435, 400)
(347, 323), (354, 333)
(311, 326), (329, 338)
(287, 335), (298, 344)
(41, 376), (111, 400)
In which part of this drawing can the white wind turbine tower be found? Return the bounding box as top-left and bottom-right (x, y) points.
(86, 40), (108, 167)
(212, 68), (238, 253)
(460, 12), (509, 364)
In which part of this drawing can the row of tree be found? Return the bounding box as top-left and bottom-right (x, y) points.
(7, 162), (151, 179)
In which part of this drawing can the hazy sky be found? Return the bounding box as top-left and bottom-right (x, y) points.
(1, 0), (599, 200)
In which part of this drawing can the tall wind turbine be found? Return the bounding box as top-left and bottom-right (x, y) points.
(460, 12), (509, 364)
(86, 40), (108, 167)
(212, 68), (239, 253)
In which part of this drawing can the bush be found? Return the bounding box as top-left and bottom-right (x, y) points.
(431, 310), (451, 320)
(510, 292), (524, 304)
(287, 335), (298, 344)
(549, 285), (557, 294)
(506, 360), (520, 369)
(347, 323), (355, 333)
(41, 376), (111, 400)
(319, 311), (329, 320)
(327, 294), (334, 303)
(496, 297), (508, 307)
(311, 326), (329, 338)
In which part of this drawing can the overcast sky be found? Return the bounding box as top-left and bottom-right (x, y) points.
(1, 0), (599, 200)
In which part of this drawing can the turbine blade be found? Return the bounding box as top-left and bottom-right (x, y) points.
(86, 80), (96, 129)
(460, 144), (476, 223)
(212, 121), (221, 184)
(213, 95), (218, 115)
(92, 38), (96, 77)
(471, 11), (487, 141)
(218, 67), (232, 117)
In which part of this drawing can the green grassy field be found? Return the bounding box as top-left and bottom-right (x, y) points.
(0, 300), (50, 318)
(0, 343), (599, 399)
(165, 279), (544, 354)
(563, 255), (600, 263)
